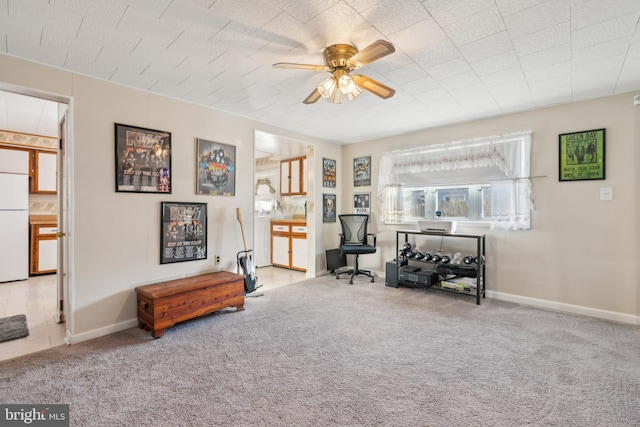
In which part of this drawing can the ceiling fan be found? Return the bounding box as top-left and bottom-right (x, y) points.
(273, 40), (396, 104)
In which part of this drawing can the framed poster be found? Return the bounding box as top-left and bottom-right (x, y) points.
(160, 202), (207, 264)
(196, 139), (236, 196)
(559, 128), (605, 181)
(353, 192), (371, 219)
(115, 123), (171, 193)
(323, 193), (336, 223)
(353, 156), (371, 186)
(323, 158), (336, 188)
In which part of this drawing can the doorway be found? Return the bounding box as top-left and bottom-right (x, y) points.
(254, 130), (314, 276)
(0, 88), (69, 361)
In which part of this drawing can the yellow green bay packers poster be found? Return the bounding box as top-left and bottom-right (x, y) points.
(559, 128), (605, 181)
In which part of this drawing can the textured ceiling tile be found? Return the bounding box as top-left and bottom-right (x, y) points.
(450, 83), (491, 101)
(480, 67), (526, 88)
(504, 0), (569, 39)
(390, 18), (447, 54)
(512, 23), (570, 56)
(398, 75), (440, 95)
(524, 61), (571, 83)
(470, 51), (520, 76)
(572, 15), (638, 50)
(458, 31), (513, 63)
(362, 0), (430, 36)
(615, 56), (640, 92)
(441, 7), (506, 46)
(306, 2), (373, 46)
(529, 74), (571, 93)
(257, 12), (319, 49)
(572, 55), (625, 78)
(422, 0), (496, 27)
(573, 39), (631, 64)
(494, 0), (550, 16)
(427, 57), (472, 80)
(438, 71), (482, 92)
(519, 44), (571, 72)
(409, 39), (461, 68)
(2, 0), (640, 144)
(388, 63), (430, 85)
(268, 0), (342, 23)
(572, 73), (617, 99)
(209, 0), (281, 28)
(572, 0), (640, 30)
(531, 89), (572, 107)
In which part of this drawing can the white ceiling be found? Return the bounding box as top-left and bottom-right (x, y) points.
(1, 0), (639, 144)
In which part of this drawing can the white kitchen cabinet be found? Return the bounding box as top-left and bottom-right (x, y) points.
(270, 220), (306, 271)
(31, 150), (57, 194)
(280, 156), (306, 196)
(30, 215), (57, 275)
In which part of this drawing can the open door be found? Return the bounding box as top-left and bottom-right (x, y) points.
(55, 107), (68, 327)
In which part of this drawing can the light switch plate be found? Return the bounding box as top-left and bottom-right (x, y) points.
(600, 187), (613, 201)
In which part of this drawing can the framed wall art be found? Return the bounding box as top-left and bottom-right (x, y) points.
(353, 192), (371, 219)
(323, 193), (336, 223)
(559, 128), (605, 181)
(353, 156), (371, 186)
(160, 201), (207, 264)
(323, 158), (336, 188)
(115, 123), (171, 193)
(196, 138), (236, 196)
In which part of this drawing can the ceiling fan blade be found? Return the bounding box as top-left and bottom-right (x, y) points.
(303, 88), (322, 104)
(347, 40), (395, 68)
(352, 74), (396, 99)
(273, 62), (328, 71)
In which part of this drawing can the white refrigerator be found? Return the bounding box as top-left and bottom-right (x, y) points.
(0, 151), (30, 282)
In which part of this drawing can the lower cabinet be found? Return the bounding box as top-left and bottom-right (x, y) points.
(270, 220), (307, 272)
(30, 215), (57, 275)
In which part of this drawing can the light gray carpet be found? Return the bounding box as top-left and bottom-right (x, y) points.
(1, 277), (639, 426)
(0, 314), (29, 343)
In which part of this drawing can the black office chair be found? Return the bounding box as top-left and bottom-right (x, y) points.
(336, 214), (377, 284)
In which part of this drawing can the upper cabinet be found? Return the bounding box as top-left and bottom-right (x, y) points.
(31, 150), (57, 194)
(280, 156), (306, 196)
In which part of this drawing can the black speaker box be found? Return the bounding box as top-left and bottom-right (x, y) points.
(326, 248), (347, 273)
(385, 259), (407, 287)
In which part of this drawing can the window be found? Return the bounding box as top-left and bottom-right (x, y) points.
(400, 184), (490, 223)
(378, 131), (533, 230)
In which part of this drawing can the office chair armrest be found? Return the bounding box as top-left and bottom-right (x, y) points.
(367, 233), (377, 247)
(339, 233), (345, 246)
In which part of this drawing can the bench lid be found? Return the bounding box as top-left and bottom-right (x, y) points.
(135, 271), (245, 298)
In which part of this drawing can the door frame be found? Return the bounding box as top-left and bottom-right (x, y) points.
(0, 82), (73, 341)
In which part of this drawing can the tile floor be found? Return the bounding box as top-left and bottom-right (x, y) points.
(0, 266), (307, 362)
(0, 274), (66, 362)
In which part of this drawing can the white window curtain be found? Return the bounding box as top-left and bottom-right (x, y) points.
(378, 131), (533, 230)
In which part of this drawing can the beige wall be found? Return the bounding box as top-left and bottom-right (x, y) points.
(0, 54), (339, 341)
(343, 92), (639, 320)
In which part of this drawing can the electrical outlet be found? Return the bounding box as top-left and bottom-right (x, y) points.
(600, 187), (613, 201)
(215, 255), (220, 264)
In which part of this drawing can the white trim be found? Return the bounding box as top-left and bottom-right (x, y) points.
(66, 318), (139, 344)
(487, 291), (639, 325)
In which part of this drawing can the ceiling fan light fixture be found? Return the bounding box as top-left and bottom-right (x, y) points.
(338, 74), (362, 101)
(317, 77), (337, 99)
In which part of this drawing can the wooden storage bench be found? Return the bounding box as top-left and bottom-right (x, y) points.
(135, 271), (245, 338)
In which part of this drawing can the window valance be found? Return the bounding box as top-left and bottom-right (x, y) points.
(378, 131), (533, 230)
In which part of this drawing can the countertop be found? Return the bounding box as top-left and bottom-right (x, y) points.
(29, 215), (57, 225)
(270, 217), (306, 224)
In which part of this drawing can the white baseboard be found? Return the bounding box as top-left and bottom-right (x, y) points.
(487, 290), (640, 325)
(66, 318), (140, 344)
